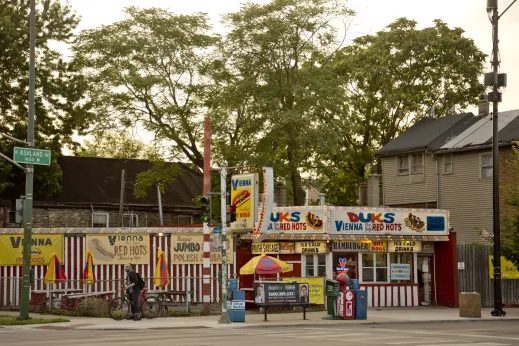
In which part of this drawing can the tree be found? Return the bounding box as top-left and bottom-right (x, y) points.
(501, 143), (519, 267)
(319, 18), (486, 205)
(73, 7), (217, 174)
(74, 131), (156, 160)
(218, 0), (355, 205)
(0, 0), (88, 198)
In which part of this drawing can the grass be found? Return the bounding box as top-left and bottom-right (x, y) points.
(0, 314), (70, 326)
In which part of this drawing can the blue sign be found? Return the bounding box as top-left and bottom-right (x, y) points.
(426, 216), (445, 231)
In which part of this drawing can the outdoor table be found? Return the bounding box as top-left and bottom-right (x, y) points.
(61, 291), (116, 310)
(147, 290), (190, 313)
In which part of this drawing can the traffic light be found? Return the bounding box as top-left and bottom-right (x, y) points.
(200, 196), (211, 224)
(227, 204), (236, 224)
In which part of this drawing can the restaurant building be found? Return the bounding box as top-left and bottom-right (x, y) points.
(236, 206), (457, 308)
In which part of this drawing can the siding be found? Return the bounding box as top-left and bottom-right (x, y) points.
(382, 152), (437, 206)
(438, 151), (492, 244)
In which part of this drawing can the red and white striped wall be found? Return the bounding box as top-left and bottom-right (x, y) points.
(0, 234), (235, 307)
(360, 284), (419, 307)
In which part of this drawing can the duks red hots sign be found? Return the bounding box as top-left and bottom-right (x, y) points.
(266, 207), (326, 233)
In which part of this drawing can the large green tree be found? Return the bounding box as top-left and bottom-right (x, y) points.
(217, 0), (355, 205)
(0, 0), (88, 198)
(320, 18), (486, 205)
(73, 7), (217, 173)
(502, 143), (519, 267)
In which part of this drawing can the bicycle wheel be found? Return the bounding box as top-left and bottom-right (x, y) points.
(108, 297), (130, 321)
(142, 296), (162, 319)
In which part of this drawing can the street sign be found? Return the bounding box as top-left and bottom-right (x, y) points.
(13, 147), (51, 166)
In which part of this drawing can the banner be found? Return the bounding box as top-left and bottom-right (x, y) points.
(171, 233), (234, 264)
(231, 173), (259, 230)
(388, 241), (422, 253)
(332, 241), (387, 252)
(0, 234), (64, 265)
(282, 277), (324, 304)
(330, 208), (448, 236)
(254, 282), (309, 304)
(489, 256), (519, 279)
(86, 234), (150, 264)
(295, 241), (327, 254)
(266, 207), (327, 233)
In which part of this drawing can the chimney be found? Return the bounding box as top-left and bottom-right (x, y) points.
(359, 182), (368, 206)
(274, 183), (287, 207)
(367, 174), (381, 207)
(479, 94), (489, 116)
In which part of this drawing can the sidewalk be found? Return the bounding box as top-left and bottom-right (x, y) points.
(2, 307), (518, 331)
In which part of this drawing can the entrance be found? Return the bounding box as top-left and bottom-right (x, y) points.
(417, 255), (433, 305)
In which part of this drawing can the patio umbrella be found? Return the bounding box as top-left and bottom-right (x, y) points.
(154, 249), (170, 287)
(44, 253), (67, 284)
(240, 254), (292, 275)
(83, 250), (95, 285)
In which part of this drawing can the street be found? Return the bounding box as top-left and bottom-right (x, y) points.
(1, 321), (518, 346)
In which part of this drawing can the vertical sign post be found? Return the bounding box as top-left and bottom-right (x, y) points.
(219, 164), (231, 324)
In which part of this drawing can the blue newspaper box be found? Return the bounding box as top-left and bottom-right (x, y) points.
(229, 279), (239, 293)
(349, 279), (359, 291)
(354, 289), (367, 320)
(227, 290), (245, 322)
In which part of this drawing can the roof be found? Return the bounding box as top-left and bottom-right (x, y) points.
(376, 109), (519, 156)
(37, 156), (202, 207)
(376, 113), (475, 156)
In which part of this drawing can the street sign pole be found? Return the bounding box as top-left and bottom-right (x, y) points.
(218, 164), (231, 324)
(19, 0), (36, 320)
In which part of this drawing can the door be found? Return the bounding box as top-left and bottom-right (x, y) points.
(418, 255), (433, 305)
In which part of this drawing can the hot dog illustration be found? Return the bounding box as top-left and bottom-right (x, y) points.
(306, 212), (324, 230)
(31, 247), (41, 256)
(232, 189), (251, 207)
(89, 238), (115, 262)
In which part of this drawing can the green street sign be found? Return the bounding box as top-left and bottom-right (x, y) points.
(13, 147), (51, 166)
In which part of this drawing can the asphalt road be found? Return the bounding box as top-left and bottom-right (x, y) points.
(1, 321), (518, 346)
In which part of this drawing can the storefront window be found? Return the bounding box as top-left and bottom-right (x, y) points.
(362, 253), (388, 282)
(390, 253), (413, 283)
(317, 254), (326, 277)
(305, 254), (327, 277)
(332, 253), (357, 279)
(305, 255), (315, 277)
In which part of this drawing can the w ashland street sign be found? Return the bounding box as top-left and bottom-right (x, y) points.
(13, 147), (51, 166)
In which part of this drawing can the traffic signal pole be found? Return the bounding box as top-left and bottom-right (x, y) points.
(19, 0), (36, 320)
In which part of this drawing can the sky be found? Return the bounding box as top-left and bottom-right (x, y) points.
(61, 0), (519, 144)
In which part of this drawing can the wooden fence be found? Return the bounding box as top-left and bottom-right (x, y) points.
(457, 244), (518, 307)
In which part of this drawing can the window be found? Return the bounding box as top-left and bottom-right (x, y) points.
(92, 213), (109, 228)
(305, 254), (327, 277)
(411, 153), (423, 174)
(443, 154), (452, 174)
(390, 253), (413, 283)
(362, 253), (388, 282)
(123, 213), (139, 227)
(397, 156), (409, 175)
(481, 154), (493, 179)
(178, 215), (193, 225)
(332, 253), (358, 279)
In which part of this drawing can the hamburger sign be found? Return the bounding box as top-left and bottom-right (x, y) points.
(230, 173), (259, 230)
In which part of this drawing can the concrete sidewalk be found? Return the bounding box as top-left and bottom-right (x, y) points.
(2, 307), (518, 331)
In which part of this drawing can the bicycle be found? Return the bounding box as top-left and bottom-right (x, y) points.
(108, 287), (162, 320)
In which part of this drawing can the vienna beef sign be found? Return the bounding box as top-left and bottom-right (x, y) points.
(0, 234), (64, 265)
(230, 173), (259, 230)
(171, 233), (234, 264)
(86, 234), (149, 265)
(330, 208), (448, 236)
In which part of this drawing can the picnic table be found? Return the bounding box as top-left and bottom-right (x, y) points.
(147, 290), (190, 313)
(61, 291), (116, 310)
(30, 289), (83, 310)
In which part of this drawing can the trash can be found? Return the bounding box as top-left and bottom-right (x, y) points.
(354, 289), (367, 320)
(227, 290), (245, 322)
(323, 279), (340, 320)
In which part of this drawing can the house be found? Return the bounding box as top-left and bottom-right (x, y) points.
(0, 156), (203, 228)
(376, 108), (519, 244)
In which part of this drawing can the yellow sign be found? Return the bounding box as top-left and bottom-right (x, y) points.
(388, 241), (422, 253)
(230, 173), (258, 230)
(0, 234), (64, 266)
(171, 233), (234, 264)
(86, 234), (150, 265)
(489, 256), (519, 279)
(282, 277), (324, 304)
(332, 241), (387, 252)
(279, 242), (296, 254)
(296, 241), (328, 254)
(252, 242), (279, 254)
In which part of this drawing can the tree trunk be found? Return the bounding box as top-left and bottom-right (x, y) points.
(287, 145), (306, 206)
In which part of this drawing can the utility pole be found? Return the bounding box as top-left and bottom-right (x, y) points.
(486, 0), (516, 318)
(202, 116), (211, 313)
(218, 164), (231, 324)
(19, 0), (37, 320)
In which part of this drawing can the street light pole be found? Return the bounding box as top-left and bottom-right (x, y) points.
(19, 0), (36, 320)
(218, 164), (231, 324)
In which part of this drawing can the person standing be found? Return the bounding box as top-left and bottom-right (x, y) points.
(125, 264), (141, 321)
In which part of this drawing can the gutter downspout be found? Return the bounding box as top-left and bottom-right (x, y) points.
(434, 155), (440, 208)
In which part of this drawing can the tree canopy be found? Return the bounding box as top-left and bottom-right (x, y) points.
(0, 0), (88, 198)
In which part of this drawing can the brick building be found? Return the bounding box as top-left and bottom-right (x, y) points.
(0, 156), (203, 228)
